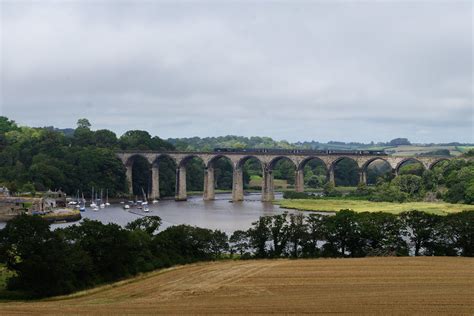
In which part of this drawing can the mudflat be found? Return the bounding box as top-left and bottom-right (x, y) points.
(1, 257), (473, 315)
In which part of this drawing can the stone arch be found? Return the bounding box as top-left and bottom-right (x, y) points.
(151, 153), (177, 167)
(125, 153), (151, 167)
(298, 156), (328, 171)
(268, 156), (297, 192)
(149, 154), (177, 200)
(268, 156), (297, 170)
(205, 155), (234, 198)
(429, 158), (450, 170)
(179, 154), (206, 168)
(207, 154), (233, 170)
(361, 157), (391, 173)
(237, 155), (264, 170)
(362, 157), (393, 185)
(330, 156), (361, 186)
(125, 154), (152, 197)
(296, 157), (329, 191)
(395, 158), (425, 175)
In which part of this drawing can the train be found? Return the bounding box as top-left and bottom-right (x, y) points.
(213, 148), (387, 156)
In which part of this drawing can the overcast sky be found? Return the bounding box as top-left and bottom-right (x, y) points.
(1, 1), (472, 143)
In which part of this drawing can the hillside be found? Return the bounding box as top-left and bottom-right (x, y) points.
(1, 258), (472, 314)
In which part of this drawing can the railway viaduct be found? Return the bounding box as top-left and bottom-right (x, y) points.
(116, 151), (452, 202)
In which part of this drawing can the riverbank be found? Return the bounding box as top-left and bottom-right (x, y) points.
(276, 199), (474, 215)
(1, 257), (472, 314)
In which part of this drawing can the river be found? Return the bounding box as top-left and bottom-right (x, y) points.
(0, 193), (297, 233)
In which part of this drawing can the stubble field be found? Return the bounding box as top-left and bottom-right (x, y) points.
(1, 257), (473, 315)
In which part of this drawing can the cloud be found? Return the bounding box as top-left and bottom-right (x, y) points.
(0, 1), (472, 143)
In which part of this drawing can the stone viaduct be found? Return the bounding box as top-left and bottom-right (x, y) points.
(116, 151), (452, 202)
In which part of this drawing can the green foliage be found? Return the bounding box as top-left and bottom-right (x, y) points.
(126, 216), (162, 235)
(0, 116), (174, 197)
(323, 181), (342, 197)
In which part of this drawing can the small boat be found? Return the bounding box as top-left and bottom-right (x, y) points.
(90, 187), (97, 208)
(105, 189), (110, 206)
(99, 190), (105, 209)
(92, 205), (99, 212)
(123, 204), (130, 210)
(152, 199), (159, 204)
(143, 206), (150, 213)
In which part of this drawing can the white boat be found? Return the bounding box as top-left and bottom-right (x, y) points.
(105, 189), (110, 206)
(123, 204), (130, 210)
(152, 199), (159, 204)
(143, 206), (150, 213)
(92, 205), (99, 212)
(90, 187), (97, 208)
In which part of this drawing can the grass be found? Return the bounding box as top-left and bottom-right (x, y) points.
(0, 258), (472, 314)
(276, 199), (474, 215)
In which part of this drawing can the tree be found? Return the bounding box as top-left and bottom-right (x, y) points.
(302, 214), (325, 257)
(0, 215), (93, 297)
(358, 212), (407, 256)
(268, 213), (289, 257)
(322, 210), (363, 257)
(76, 118), (91, 129)
(400, 211), (441, 256)
(443, 211), (474, 256)
(126, 216), (162, 235)
(389, 138), (411, 146)
(287, 213), (307, 258)
(247, 216), (271, 258)
(230, 230), (250, 257)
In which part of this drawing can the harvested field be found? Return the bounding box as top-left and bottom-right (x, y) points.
(1, 257), (473, 315)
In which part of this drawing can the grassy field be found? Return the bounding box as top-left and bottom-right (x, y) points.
(276, 199), (474, 215)
(0, 258), (472, 314)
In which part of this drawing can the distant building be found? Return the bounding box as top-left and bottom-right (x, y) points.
(0, 187), (10, 197)
(42, 190), (67, 209)
(0, 197), (43, 221)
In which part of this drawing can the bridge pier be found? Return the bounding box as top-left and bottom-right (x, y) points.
(262, 166), (274, 202)
(328, 168), (335, 185)
(203, 167), (215, 201)
(151, 165), (160, 200)
(126, 164), (133, 195)
(359, 170), (367, 185)
(295, 169), (304, 192)
(175, 165), (187, 201)
(232, 167), (244, 201)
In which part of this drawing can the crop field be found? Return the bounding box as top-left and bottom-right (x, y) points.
(276, 199), (474, 215)
(1, 258), (472, 314)
(386, 145), (463, 156)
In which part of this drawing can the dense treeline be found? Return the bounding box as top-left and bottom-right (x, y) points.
(0, 117), (176, 197)
(1, 210), (472, 297)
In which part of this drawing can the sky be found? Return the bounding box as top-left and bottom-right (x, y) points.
(1, 1), (472, 143)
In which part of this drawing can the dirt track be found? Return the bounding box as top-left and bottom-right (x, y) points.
(1, 257), (473, 315)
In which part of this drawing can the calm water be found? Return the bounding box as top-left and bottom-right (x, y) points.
(1, 193), (297, 233)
